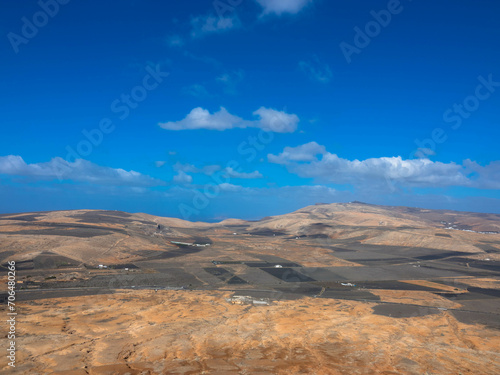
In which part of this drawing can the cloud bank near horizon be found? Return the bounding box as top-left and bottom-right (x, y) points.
(268, 142), (500, 190)
(0, 155), (162, 187)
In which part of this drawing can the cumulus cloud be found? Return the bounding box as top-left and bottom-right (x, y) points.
(0, 155), (162, 187)
(174, 162), (221, 176)
(159, 106), (299, 133)
(255, 0), (313, 16)
(463, 159), (500, 189)
(268, 141), (326, 164)
(224, 167), (263, 179)
(173, 171), (193, 184)
(253, 107), (299, 132)
(218, 183), (244, 192)
(173, 162), (261, 179)
(299, 55), (332, 83)
(267, 143), (500, 189)
(160, 107), (241, 131)
(190, 14), (240, 38)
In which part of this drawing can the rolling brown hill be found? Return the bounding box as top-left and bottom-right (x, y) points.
(1, 203), (499, 267)
(1, 203), (500, 374)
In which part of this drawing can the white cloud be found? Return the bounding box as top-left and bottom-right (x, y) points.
(268, 141), (326, 164)
(299, 56), (332, 83)
(253, 107), (299, 133)
(255, 0), (313, 16)
(218, 183), (244, 192)
(160, 107), (241, 131)
(173, 171), (193, 184)
(174, 162), (221, 176)
(202, 165), (223, 176)
(191, 14), (240, 38)
(0, 155), (162, 187)
(159, 106), (299, 133)
(173, 162), (261, 179)
(463, 159), (500, 189)
(224, 167), (263, 179)
(267, 143), (500, 189)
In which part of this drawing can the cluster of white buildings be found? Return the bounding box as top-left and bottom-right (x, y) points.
(170, 241), (211, 247)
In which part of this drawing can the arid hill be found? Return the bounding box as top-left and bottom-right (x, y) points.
(1, 203), (499, 268)
(1, 203), (500, 373)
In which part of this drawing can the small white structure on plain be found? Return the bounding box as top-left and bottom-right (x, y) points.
(274, 264), (283, 268)
(124, 268), (129, 271)
(171, 241), (210, 247)
(98, 264), (107, 269)
(233, 232), (237, 235)
(227, 295), (253, 305)
(227, 295), (272, 306)
(341, 282), (355, 287)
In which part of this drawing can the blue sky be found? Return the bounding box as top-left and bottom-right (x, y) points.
(1, 0), (499, 220)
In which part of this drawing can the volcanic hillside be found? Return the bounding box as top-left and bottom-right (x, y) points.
(1, 203), (500, 270)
